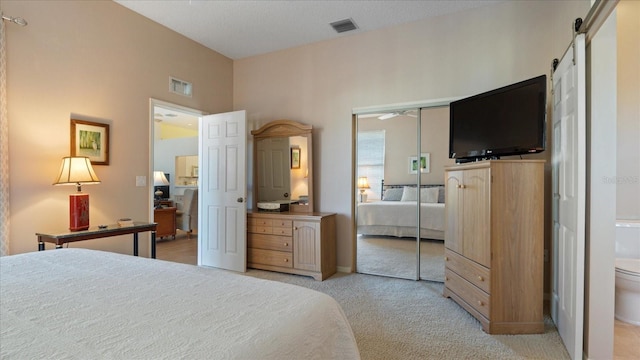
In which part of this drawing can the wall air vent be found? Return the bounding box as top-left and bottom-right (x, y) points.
(169, 76), (192, 97)
(330, 18), (358, 33)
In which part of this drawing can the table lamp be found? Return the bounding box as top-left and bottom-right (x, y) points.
(153, 171), (170, 205)
(357, 176), (370, 203)
(53, 156), (101, 231)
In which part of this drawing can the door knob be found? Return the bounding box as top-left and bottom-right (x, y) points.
(237, 197), (244, 203)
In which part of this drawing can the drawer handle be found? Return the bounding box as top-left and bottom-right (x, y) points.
(284, 242), (289, 247)
(294, 227), (298, 230)
(457, 184), (467, 189)
(477, 301), (484, 307)
(444, 256), (449, 261)
(477, 276), (484, 282)
(284, 258), (289, 263)
(445, 276), (449, 281)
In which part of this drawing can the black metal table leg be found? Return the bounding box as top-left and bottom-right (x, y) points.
(133, 232), (139, 256)
(151, 231), (156, 259)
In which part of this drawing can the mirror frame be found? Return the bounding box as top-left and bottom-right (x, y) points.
(251, 120), (313, 213)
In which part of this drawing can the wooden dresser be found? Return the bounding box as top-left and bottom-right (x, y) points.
(247, 211), (336, 281)
(443, 160), (544, 334)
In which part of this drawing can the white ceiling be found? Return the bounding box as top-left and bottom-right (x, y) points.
(115, 0), (502, 60)
(136, 0), (502, 129)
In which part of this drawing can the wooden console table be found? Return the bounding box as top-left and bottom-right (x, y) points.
(36, 222), (158, 258)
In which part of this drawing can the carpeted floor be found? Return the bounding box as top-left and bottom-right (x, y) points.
(245, 269), (570, 360)
(357, 235), (445, 282)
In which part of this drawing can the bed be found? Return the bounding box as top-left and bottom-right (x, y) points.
(357, 182), (445, 240)
(0, 249), (360, 359)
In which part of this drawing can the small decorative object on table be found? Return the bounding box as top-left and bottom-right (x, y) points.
(117, 218), (134, 227)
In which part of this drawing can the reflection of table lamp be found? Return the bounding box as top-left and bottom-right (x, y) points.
(357, 176), (370, 202)
(153, 171), (170, 202)
(53, 156), (101, 231)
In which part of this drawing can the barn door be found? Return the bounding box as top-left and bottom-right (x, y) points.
(551, 32), (586, 360)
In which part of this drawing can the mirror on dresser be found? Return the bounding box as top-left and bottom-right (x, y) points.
(251, 120), (313, 213)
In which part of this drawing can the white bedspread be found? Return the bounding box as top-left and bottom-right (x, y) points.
(0, 249), (360, 360)
(357, 201), (445, 232)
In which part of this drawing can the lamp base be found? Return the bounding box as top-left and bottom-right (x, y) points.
(69, 193), (90, 231)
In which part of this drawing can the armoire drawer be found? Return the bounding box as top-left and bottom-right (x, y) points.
(444, 249), (491, 294)
(248, 248), (293, 268)
(445, 268), (490, 319)
(248, 233), (292, 252)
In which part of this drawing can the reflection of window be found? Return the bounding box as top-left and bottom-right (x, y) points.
(357, 130), (385, 200)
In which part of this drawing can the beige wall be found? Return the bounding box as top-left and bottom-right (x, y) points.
(234, 0), (591, 271)
(3, 0), (233, 255)
(617, 0), (640, 220)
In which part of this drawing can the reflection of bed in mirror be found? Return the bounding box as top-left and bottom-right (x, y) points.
(357, 182), (445, 240)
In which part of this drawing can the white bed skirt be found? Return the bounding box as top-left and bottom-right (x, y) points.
(357, 225), (444, 240)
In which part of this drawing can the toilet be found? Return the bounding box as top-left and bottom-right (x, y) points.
(615, 220), (640, 325)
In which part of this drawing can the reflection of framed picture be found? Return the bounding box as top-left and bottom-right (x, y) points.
(408, 153), (430, 174)
(291, 147), (300, 169)
(192, 166), (199, 177)
(71, 119), (110, 165)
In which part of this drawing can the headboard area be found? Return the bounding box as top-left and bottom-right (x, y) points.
(381, 180), (445, 203)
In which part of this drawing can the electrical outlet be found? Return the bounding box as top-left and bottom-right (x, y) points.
(135, 176), (146, 187)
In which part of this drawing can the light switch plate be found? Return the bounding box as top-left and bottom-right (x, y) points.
(136, 176), (146, 187)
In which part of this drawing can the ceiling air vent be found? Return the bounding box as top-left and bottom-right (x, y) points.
(169, 76), (192, 97)
(330, 18), (358, 33)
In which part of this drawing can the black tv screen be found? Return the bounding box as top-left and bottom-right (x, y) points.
(449, 75), (546, 162)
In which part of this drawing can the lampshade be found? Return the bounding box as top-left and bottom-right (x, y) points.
(153, 171), (170, 186)
(53, 156), (101, 191)
(357, 176), (370, 190)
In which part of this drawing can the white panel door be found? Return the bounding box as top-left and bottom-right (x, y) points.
(551, 34), (586, 360)
(198, 110), (247, 272)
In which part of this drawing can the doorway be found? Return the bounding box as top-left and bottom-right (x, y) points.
(149, 99), (205, 265)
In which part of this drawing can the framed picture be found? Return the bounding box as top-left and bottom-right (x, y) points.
(291, 147), (301, 169)
(408, 153), (430, 174)
(71, 119), (110, 165)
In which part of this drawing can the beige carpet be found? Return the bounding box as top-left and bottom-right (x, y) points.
(357, 235), (445, 282)
(245, 269), (570, 360)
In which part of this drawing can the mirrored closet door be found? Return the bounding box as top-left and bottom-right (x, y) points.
(355, 106), (453, 282)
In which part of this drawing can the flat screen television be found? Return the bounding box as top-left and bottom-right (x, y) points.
(449, 75), (546, 163)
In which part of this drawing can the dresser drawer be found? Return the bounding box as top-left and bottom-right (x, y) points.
(249, 218), (272, 227)
(445, 268), (490, 319)
(248, 248), (293, 268)
(445, 249), (491, 294)
(271, 219), (292, 228)
(248, 225), (273, 234)
(272, 226), (292, 236)
(248, 233), (292, 252)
